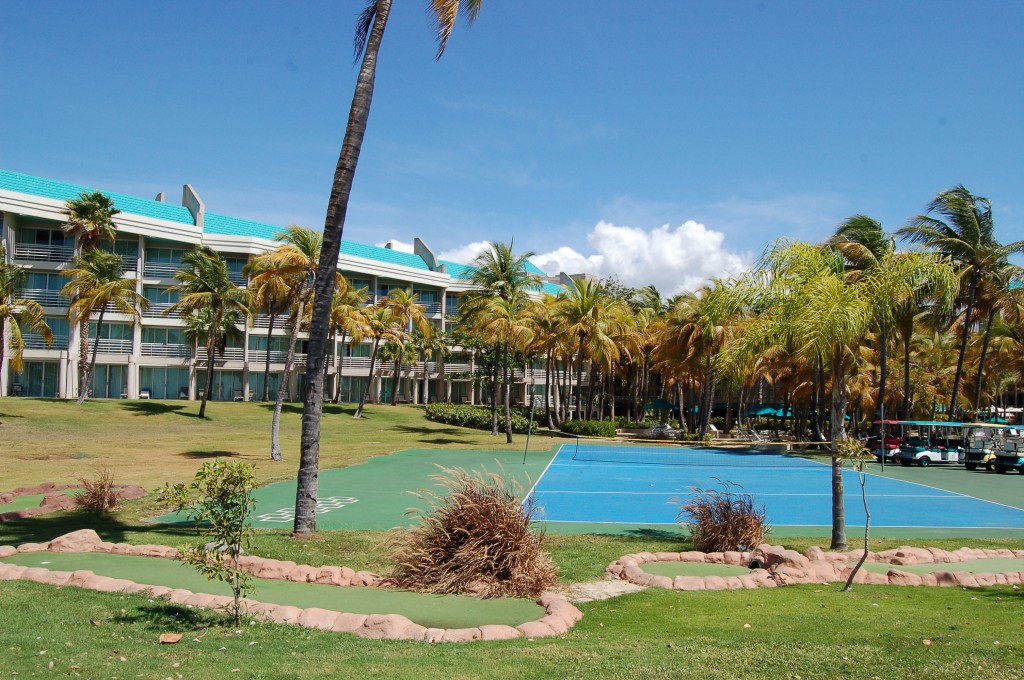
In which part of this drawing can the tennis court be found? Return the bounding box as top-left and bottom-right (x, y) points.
(525, 442), (1024, 536)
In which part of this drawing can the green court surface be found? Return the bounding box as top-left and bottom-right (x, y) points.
(0, 492), (72, 514)
(642, 562), (751, 578)
(153, 447), (557, 531)
(0, 552), (544, 629)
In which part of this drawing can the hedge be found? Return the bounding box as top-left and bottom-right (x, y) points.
(560, 419), (617, 438)
(424, 402), (533, 434)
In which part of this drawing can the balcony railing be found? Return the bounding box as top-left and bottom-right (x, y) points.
(141, 343), (191, 358)
(17, 288), (65, 307)
(143, 262), (181, 279)
(14, 243), (74, 263)
(94, 339), (133, 354)
(420, 302), (441, 315)
(228, 272), (247, 286)
(196, 347), (245, 362)
(22, 334), (68, 350)
(248, 349), (291, 365)
(142, 302), (176, 318)
(116, 253), (138, 271)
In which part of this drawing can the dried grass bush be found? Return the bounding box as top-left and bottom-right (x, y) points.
(388, 466), (558, 599)
(673, 479), (768, 552)
(74, 468), (119, 513)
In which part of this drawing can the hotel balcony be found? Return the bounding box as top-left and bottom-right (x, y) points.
(141, 343), (192, 358)
(14, 243), (74, 264)
(17, 288), (65, 307)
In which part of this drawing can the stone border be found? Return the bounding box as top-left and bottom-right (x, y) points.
(0, 530), (582, 642)
(0, 482), (146, 522)
(606, 544), (1024, 590)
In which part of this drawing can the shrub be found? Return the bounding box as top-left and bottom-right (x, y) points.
(424, 402), (533, 434)
(74, 468), (119, 513)
(388, 467), (558, 598)
(560, 419), (617, 438)
(614, 417), (657, 429)
(672, 480), (768, 552)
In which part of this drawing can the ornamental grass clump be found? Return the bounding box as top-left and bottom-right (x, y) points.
(673, 479), (768, 552)
(74, 468), (119, 514)
(388, 466), (558, 599)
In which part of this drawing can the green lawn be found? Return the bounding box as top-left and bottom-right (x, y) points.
(1, 397), (1023, 678)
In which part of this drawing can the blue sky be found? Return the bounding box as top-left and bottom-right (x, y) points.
(3, 1), (1022, 293)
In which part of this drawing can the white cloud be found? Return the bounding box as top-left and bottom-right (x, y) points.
(437, 240), (492, 264)
(530, 220), (751, 295)
(375, 239), (415, 254)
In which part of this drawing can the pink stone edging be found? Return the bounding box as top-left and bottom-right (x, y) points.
(0, 481), (147, 522)
(0, 530), (581, 642)
(606, 544), (1024, 590)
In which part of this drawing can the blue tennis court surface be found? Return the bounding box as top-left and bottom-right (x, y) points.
(525, 443), (1024, 530)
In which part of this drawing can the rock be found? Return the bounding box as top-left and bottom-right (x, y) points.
(516, 620), (556, 638)
(887, 570), (923, 587)
(351, 570), (380, 587)
(974, 573), (997, 587)
(952, 572), (979, 588)
(441, 627), (482, 643)
(653, 552), (681, 562)
(0, 546), (16, 558)
(254, 559), (297, 580)
(678, 551), (706, 563)
(165, 588), (194, 603)
(16, 542), (50, 553)
(702, 575), (729, 591)
(358, 614), (418, 640)
(704, 552), (726, 564)
(673, 576), (706, 591)
(479, 624), (521, 641)
(804, 546), (825, 561)
(539, 615), (571, 635)
(723, 551), (743, 565)
(314, 566), (344, 585)
(297, 608), (340, 631)
(68, 570), (96, 587)
(331, 613), (368, 633)
(287, 565), (317, 582)
(267, 606), (303, 624)
(648, 575), (674, 589)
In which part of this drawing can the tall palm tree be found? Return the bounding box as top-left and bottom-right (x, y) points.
(249, 227), (323, 461)
(245, 256), (294, 402)
(0, 245), (53, 394)
(165, 246), (250, 418)
(382, 289), (431, 406)
(295, 0), (483, 536)
(969, 262), (1023, 412)
(61, 249), (146, 405)
(353, 304), (405, 418)
(329, 279), (370, 403)
(554, 278), (627, 420)
(62, 190), (120, 396)
(898, 186), (1024, 418)
(473, 296), (535, 442)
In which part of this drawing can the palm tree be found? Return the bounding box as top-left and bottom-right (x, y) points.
(295, 0), (483, 536)
(969, 262), (1023, 412)
(249, 227), (323, 461)
(353, 304), (405, 418)
(898, 186), (1024, 418)
(462, 242), (540, 433)
(62, 190), (120, 395)
(382, 289), (431, 406)
(554, 278), (627, 420)
(60, 249), (146, 405)
(245, 256), (294, 402)
(329, 279), (370, 403)
(0, 245), (53, 394)
(165, 246), (250, 418)
(473, 296), (535, 442)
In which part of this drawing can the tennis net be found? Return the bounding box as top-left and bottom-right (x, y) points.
(567, 443), (834, 468)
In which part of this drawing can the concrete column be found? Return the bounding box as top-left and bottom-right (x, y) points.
(126, 358), (138, 399)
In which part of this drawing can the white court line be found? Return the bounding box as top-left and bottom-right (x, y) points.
(532, 489), (961, 498)
(521, 443), (564, 503)
(539, 518), (1024, 530)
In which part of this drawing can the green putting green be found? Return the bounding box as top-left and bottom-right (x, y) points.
(854, 558), (1024, 576)
(153, 447), (558, 531)
(0, 492), (72, 514)
(1, 552), (545, 629)
(642, 562), (752, 578)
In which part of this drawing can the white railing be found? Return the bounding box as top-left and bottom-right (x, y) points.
(252, 314), (275, 329)
(420, 302), (441, 315)
(94, 338), (133, 354)
(248, 350), (290, 364)
(22, 334), (67, 350)
(141, 343), (191, 358)
(196, 347), (245, 362)
(117, 254), (138, 271)
(14, 243), (73, 262)
(142, 302), (176, 318)
(340, 356), (373, 370)
(143, 262), (181, 279)
(228, 272), (247, 286)
(17, 288), (65, 307)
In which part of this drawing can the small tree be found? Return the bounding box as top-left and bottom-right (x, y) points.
(160, 460), (258, 626)
(840, 438), (874, 591)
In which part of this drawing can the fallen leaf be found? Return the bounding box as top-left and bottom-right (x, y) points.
(923, 640), (932, 646)
(158, 634), (182, 644)
(743, 624), (752, 629)
(89, 620), (101, 627)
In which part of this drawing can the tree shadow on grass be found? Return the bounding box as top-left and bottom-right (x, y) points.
(0, 509), (197, 547)
(119, 401), (189, 417)
(259, 403), (354, 417)
(179, 450), (241, 459)
(114, 602), (223, 632)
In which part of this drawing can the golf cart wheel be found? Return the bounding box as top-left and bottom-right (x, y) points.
(965, 462), (977, 471)
(917, 456), (930, 467)
(995, 466), (1007, 474)
(900, 460), (912, 467)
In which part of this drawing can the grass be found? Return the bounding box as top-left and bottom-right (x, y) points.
(1, 396), (1024, 677)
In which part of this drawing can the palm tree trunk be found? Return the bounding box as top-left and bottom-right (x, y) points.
(77, 317), (90, 400)
(949, 272), (978, 417)
(77, 309), (106, 405)
(271, 299), (305, 461)
(829, 347), (848, 551)
(294, 0), (392, 537)
(262, 312), (277, 402)
(0, 317), (6, 397)
(199, 314), (218, 419)
(575, 333), (585, 420)
(333, 339), (348, 404)
(972, 309), (996, 412)
(876, 315), (887, 422)
(902, 317), (913, 419)
(503, 338), (512, 443)
(544, 353), (555, 429)
(354, 337), (380, 418)
(490, 342), (500, 435)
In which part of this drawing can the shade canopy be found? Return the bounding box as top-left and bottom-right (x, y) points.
(645, 398), (678, 412)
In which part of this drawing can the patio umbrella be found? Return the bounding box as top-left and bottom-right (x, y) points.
(743, 405), (777, 418)
(645, 398), (678, 412)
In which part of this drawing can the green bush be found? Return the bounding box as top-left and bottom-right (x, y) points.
(425, 402), (533, 434)
(560, 419), (617, 438)
(614, 417), (657, 429)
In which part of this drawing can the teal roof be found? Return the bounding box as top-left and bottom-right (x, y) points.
(341, 241), (429, 270)
(439, 259), (476, 280)
(204, 211), (282, 240)
(0, 169), (194, 225)
(541, 281), (564, 295)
